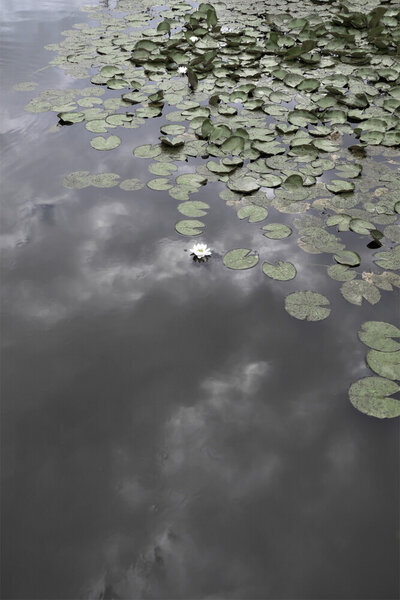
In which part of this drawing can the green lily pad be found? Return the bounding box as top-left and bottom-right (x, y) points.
(90, 135), (121, 151)
(178, 201), (210, 217)
(62, 171), (91, 189)
(340, 280), (381, 306)
(147, 178), (172, 191)
(359, 321), (400, 352)
(58, 111), (85, 124)
(262, 261), (296, 281)
(90, 173), (120, 188)
(373, 245), (400, 271)
(119, 178), (144, 191)
(326, 180), (355, 194)
(366, 349), (400, 381)
(149, 162), (177, 176)
(237, 205), (268, 223)
(285, 291), (331, 322)
(262, 223), (292, 239)
(349, 377), (400, 419)
(334, 250), (361, 267)
(175, 219), (205, 236)
(227, 177), (260, 194)
(223, 248), (259, 270)
(327, 264), (357, 282)
(134, 144), (161, 159)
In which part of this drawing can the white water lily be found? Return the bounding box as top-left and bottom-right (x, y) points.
(219, 41), (227, 48)
(189, 35), (199, 43)
(220, 26), (233, 33)
(190, 243), (212, 260)
(178, 66), (187, 75)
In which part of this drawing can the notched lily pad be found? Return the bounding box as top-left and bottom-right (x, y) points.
(262, 261), (296, 281)
(359, 321), (400, 352)
(262, 223), (292, 239)
(90, 135), (121, 151)
(366, 349), (400, 381)
(175, 219), (205, 236)
(237, 205), (268, 223)
(285, 291), (331, 322)
(349, 377), (400, 419)
(223, 249), (259, 270)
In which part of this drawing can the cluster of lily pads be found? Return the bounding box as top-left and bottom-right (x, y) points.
(17, 0), (400, 416)
(349, 320), (400, 418)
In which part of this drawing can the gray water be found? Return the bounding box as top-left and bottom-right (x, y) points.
(1, 1), (399, 599)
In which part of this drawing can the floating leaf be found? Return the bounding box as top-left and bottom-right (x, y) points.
(237, 205), (268, 223)
(223, 249), (259, 270)
(90, 135), (121, 151)
(227, 177), (260, 194)
(334, 250), (361, 267)
(373, 245), (400, 271)
(340, 280), (381, 306)
(349, 377), (400, 419)
(366, 349), (400, 381)
(262, 261), (296, 281)
(327, 264), (357, 282)
(285, 291), (331, 322)
(178, 201), (209, 217)
(175, 219), (205, 236)
(119, 178), (144, 191)
(134, 145), (161, 159)
(147, 178), (172, 191)
(326, 180), (355, 194)
(62, 171), (91, 189)
(359, 321), (400, 352)
(262, 223), (292, 239)
(90, 173), (120, 188)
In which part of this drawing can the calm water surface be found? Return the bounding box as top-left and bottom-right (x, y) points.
(1, 1), (399, 599)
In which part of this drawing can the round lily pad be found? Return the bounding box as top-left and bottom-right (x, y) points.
(134, 145), (161, 159)
(366, 349), (400, 381)
(358, 321), (400, 352)
(340, 280), (381, 306)
(349, 377), (400, 419)
(285, 291), (331, 322)
(119, 178), (144, 191)
(62, 171), (91, 189)
(262, 223), (292, 239)
(223, 249), (259, 270)
(175, 219), (205, 236)
(178, 201), (209, 217)
(90, 135), (121, 151)
(147, 178), (172, 191)
(262, 261), (296, 281)
(334, 250), (361, 267)
(237, 205), (268, 223)
(227, 177), (260, 194)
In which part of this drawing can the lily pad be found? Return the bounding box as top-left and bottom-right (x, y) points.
(134, 144), (161, 159)
(175, 219), (205, 236)
(227, 177), (260, 194)
(223, 249), (259, 270)
(340, 280), (381, 306)
(285, 291), (331, 322)
(262, 223), (292, 239)
(62, 171), (91, 189)
(334, 250), (361, 267)
(119, 178), (144, 191)
(178, 201), (209, 217)
(366, 349), (400, 381)
(359, 321), (400, 352)
(262, 261), (296, 281)
(237, 205), (268, 223)
(90, 135), (121, 151)
(349, 377), (400, 419)
(326, 180), (355, 194)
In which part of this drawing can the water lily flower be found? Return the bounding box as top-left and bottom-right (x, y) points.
(220, 26), (233, 33)
(219, 41), (227, 48)
(189, 35), (199, 43)
(178, 66), (187, 75)
(190, 243), (212, 260)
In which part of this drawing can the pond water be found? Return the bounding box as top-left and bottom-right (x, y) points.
(1, 0), (399, 598)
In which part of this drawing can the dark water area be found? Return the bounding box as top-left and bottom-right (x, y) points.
(1, 1), (399, 599)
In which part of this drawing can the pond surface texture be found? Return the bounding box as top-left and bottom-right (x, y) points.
(1, 0), (399, 598)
